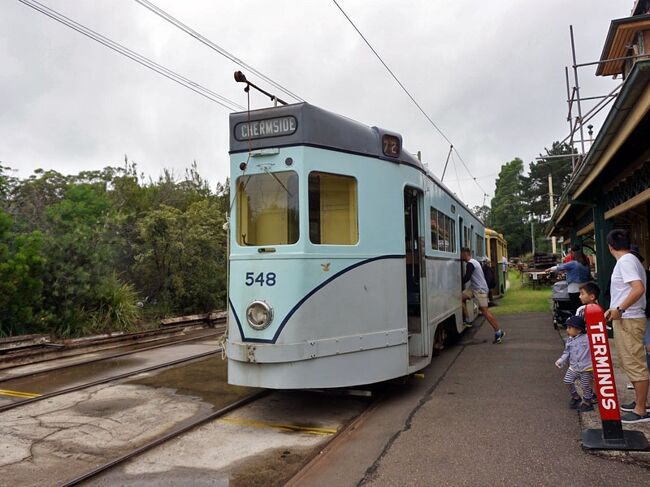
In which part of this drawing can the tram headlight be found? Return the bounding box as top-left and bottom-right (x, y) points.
(246, 300), (274, 330)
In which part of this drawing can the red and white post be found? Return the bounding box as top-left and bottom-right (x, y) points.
(581, 303), (649, 450)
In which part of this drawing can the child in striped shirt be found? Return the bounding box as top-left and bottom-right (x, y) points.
(555, 315), (594, 412)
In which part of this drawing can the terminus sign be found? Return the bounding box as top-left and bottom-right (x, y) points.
(585, 304), (620, 421)
(234, 116), (298, 141)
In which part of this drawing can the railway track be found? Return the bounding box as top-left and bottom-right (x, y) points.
(0, 311), (225, 370)
(0, 326), (223, 384)
(0, 341), (223, 413)
(58, 390), (269, 487)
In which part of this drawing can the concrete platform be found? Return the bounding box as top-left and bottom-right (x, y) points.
(578, 326), (650, 466)
(294, 312), (650, 486)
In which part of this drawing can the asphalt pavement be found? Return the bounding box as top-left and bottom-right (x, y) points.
(295, 312), (650, 486)
(363, 312), (650, 485)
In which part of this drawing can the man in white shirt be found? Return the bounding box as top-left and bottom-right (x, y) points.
(605, 229), (648, 423)
(461, 248), (505, 344)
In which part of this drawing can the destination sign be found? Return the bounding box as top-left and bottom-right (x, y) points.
(234, 116), (298, 141)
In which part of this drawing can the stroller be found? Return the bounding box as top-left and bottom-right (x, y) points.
(552, 280), (573, 329)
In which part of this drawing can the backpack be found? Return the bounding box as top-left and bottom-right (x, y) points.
(482, 262), (496, 289)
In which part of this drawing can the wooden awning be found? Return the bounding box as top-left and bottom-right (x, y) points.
(597, 15), (650, 76)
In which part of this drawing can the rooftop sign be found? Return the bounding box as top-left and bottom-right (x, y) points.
(234, 116), (298, 141)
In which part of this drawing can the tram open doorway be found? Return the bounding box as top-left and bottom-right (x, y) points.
(403, 187), (428, 364)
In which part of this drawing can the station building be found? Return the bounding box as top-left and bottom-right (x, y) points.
(548, 2), (650, 301)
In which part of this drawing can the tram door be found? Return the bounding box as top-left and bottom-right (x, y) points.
(404, 187), (428, 359)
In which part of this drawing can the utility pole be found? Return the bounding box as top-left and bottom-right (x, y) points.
(531, 217), (536, 256)
(548, 174), (557, 255)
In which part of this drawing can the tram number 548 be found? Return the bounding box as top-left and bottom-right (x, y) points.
(245, 272), (277, 286)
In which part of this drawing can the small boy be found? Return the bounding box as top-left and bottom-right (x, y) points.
(576, 282), (600, 318)
(555, 315), (594, 412)
(576, 282), (601, 400)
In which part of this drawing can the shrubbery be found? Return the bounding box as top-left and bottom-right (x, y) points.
(0, 161), (229, 337)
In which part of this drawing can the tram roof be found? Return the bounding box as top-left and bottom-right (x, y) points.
(229, 102), (483, 223)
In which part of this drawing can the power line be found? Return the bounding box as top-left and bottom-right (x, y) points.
(332, 0), (489, 198)
(134, 0), (304, 103)
(17, 0), (244, 112)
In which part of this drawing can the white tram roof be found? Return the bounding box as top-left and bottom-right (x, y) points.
(229, 102), (482, 224)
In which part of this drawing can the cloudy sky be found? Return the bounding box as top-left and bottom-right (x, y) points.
(0, 0), (629, 208)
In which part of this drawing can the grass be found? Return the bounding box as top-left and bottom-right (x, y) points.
(491, 270), (552, 315)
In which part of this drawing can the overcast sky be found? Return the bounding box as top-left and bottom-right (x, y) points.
(0, 0), (629, 208)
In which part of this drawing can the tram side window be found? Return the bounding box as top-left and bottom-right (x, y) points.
(236, 171), (299, 246)
(476, 234), (484, 256)
(430, 208), (456, 252)
(430, 208), (439, 250)
(308, 172), (358, 245)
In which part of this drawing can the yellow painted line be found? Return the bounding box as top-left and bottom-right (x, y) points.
(0, 388), (42, 399)
(219, 417), (337, 436)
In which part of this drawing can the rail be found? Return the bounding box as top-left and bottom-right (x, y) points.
(0, 344), (223, 413)
(58, 390), (269, 487)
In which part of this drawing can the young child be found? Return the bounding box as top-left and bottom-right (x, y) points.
(576, 282), (600, 318)
(576, 282), (601, 401)
(555, 315), (594, 412)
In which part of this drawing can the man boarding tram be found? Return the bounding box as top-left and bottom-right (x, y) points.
(461, 247), (505, 344)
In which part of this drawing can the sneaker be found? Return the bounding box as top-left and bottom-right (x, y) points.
(578, 402), (594, 412)
(626, 383), (634, 390)
(463, 320), (473, 328)
(620, 401), (650, 413)
(493, 329), (505, 344)
(569, 397), (582, 409)
(621, 411), (650, 424)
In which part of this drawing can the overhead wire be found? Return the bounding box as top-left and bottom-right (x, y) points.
(332, 0), (489, 199)
(133, 0), (304, 103)
(17, 0), (244, 112)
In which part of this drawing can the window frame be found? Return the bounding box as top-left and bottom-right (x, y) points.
(236, 170), (300, 247)
(307, 171), (359, 246)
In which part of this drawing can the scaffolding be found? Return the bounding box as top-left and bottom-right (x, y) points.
(561, 25), (648, 172)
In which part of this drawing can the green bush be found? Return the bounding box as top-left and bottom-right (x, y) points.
(90, 275), (141, 333)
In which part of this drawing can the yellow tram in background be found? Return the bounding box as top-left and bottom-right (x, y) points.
(485, 228), (508, 298)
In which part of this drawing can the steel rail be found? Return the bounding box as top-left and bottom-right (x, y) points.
(0, 326), (223, 384)
(58, 390), (269, 487)
(0, 347), (223, 413)
(0, 319), (226, 372)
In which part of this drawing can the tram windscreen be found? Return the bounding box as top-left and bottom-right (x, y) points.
(308, 172), (358, 245)
(237, 171), (299, 246)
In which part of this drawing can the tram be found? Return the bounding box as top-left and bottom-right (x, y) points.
(485, 228), (508, 298)
(226, 102), (486, 389)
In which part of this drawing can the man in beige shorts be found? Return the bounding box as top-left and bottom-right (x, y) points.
(461, 248), (504, 344)
(604, 229), (649, 423)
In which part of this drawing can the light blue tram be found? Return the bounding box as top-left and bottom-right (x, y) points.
(226, 103), (485, 389)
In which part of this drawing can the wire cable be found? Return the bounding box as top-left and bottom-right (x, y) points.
(332, 0), (489, 198)
(17, 0), (244, 112)
(134, 0), (304, 103)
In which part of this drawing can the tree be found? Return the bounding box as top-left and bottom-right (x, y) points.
(133, 200), (226, 313)
(472, 205), (491, 225)
(0, 210), (44, 336)
(522, 142), (576, 220)
(490, 158), (527, 255)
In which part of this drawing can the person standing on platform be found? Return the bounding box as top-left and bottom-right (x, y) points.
(605, 229), (649, 424)
(546, 251), (591, 314)
(461, 248), (505, 344)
